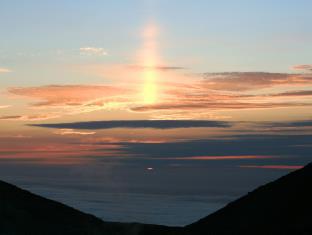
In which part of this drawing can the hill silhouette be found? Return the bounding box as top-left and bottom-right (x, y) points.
(0, 163), (311, 234)
(186, 163), (312, 235)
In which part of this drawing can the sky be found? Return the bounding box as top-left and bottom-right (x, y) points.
(0, 0), (312, 226)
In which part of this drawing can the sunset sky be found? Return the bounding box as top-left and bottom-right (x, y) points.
(0, 0), (312, 225)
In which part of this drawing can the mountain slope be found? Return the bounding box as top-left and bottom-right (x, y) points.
(186, 163), (312, 235)
(0, 179), (127, 235)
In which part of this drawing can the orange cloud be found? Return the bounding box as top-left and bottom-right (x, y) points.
(128, 72), (312, 115)
(83, 136), (169, 144)
(0, 67), (11, 73)
(240, 165), (303, 170)
(5, 70), (312, 120)
(9, 85), (127, 107)
(53, 129), (96, 135)
(0, 105), (10, 109)
(291, 64), (312, 72)
(4, 85), (134, 120)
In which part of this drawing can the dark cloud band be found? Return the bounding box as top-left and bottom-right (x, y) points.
(29, 120), (231, 130)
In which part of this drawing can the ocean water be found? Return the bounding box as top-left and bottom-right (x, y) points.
(25, 188), (227, 226)
(0, 161), (287, 226)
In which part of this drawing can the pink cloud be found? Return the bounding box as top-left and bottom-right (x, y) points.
(0, 142), (127, 165)
(129, 72), (312, 114)
(9, 85), (127, 107)
(291, 64), (312, 72)
(5, 70), (312, 119)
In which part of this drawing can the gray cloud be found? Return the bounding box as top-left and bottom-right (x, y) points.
(269, 90), (312, 97)
(29, 120), (231, 130)
(128, 65), (186, 71)
(257, 120), (312, 128)
(117, 134), (312, 159)
(130, 101), (310, 112)
(202, 72), (312, 91)
(0, 114), (59, 121)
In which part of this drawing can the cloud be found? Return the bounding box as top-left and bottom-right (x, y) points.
(240, 165), (303, 170)
(127, 72), (312, 114)
(8, 85), (127, 107)
(292, 64), (312, 72)
(148, 111), (231, 120)
(257, 120), (312, 128)
(80, 47), (107, 56)
(82, 136), (170, 144)
(269, 90), (312, 97)
(128, 65), (186, 71)
(53, 129), (96, 135)
(6, 70), (312, 119)
(0, 114), (59, 121)
(6, 85), (134, 119)
(0, 67), (11, 73)
(114, 134), (312, 159)
(0, 105), (10, 109)
(202, 72), (312, 91)
(29, 120), (231, 130)
(166, 155), (272, 161)
(130, 101), (309, 113)
(0, 134), (31, 139)
(0, 142), (123, 165)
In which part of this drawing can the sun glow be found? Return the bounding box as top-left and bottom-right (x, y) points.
(143, 69), (158, 104)
(141, 23), (159, 104)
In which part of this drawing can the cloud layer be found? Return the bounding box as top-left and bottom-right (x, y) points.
(239, 165), (303, 170)
(4, 70), (312, 120)
(30, 120), (231, 129)
(202, 72), (312, 91)
(0, 114), (59, 121)
(9, 85), (127, 107)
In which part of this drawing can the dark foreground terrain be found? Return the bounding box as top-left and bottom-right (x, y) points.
(1, 163), (312, 235)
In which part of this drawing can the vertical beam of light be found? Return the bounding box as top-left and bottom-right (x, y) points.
(141, 22), (159, 104)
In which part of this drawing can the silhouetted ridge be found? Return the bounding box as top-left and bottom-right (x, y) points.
(186, 163), (312, 235)
(0, 179), (125, 234)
